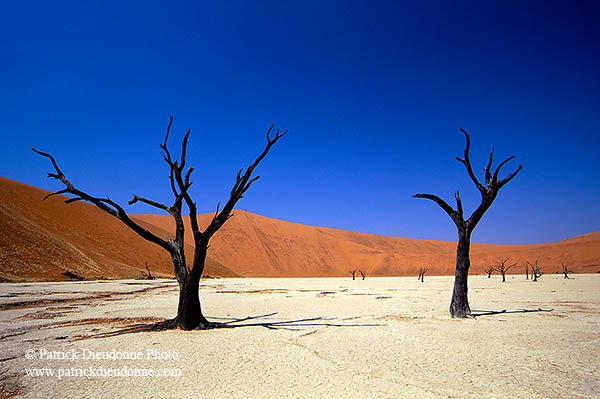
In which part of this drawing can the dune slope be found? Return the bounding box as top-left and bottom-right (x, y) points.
(0, 177), (239, 281)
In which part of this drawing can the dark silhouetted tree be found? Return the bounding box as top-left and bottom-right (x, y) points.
(350, 269), (357, 280)
(359, 270), (366, 280)
(485, 265), (495, 278)
(525, 262), (529, 280)
(414, 129), (522, 318)
(561, 263), (570, 279)
(418, 267), (429, 282)
(139, 263), (155, 280)
(34, 116), (286, 330)
(494, 258), (516, 282)
(527, 260), (542, 282)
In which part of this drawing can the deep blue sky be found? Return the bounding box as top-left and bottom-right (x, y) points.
(1, 1), (599, 244)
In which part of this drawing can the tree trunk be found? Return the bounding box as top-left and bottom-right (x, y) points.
(450, 228), (472, 318)
(177, 278), (208, 330)
(501, 272), (506, 282)
(174, 245), (210, 330)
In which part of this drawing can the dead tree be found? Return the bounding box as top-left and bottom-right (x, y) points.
(561, 263), (570, 279)
(145, 263), (154, 280)
(359, 270), (366, 280)
(139, 263), (155, 280)
(527, 260), (542, 282)
(533, 263), (542, 281)
(414, 129), (521, 318)
(351, 269), (357, 280)
(418, 267), (429, 282)
(485, 265), (495, 278)
(34, 116), (286, 330)
(525, 263), (529, 279)
(494, 258), (516, 282)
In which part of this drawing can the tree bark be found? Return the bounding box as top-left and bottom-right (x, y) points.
(177, 277), (207, 330)
(450, 228), (471, 318)
(176, 243), (211, 330)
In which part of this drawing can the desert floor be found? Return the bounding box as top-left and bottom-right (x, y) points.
(1, 275), (598, 398)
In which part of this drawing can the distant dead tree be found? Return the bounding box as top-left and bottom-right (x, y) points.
(34, 116), (286, 330)
(494, 258), (516, 282)
(485, 265), (495, 278)
(418, 267), (429, 282)
(535, 262), (543, 281)
(140, 263), (155, 280)
(525, 262), (529, 280)
(527, 260), (542, 282)
(359, 270), (366, 280)
(350, 269), (357, 280)
(414, 129), (521, 318)
(561, 263), (570, 279)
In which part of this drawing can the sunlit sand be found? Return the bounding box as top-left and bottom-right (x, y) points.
(1, 275), (598, 398)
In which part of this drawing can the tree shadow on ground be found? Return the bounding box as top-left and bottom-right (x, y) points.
(471, 307), (553, 318)
(86, 312), (383, 339)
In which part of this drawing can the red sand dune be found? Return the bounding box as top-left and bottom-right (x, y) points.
(133, 211), (600, 277)
(1, 177), (599, 281)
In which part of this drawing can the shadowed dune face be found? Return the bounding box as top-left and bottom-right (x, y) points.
(0, 177), (238, 281)
(1, 176), (599, 281)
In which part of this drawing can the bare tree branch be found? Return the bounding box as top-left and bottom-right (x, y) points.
(128, 195), (171, 213)
(184, 167), (194, 187)
(180, 129), (191, 169)
(454, 191), (463, 218)
(413, 193), (462, 226)
(498, 164), (523, 188)
(203, 124), (287, 239)
(484, 147), (494, 186)
(158, 115), (181, 200)
(32, 148), (172, 252)
(41, 188), (69, 201)
(492, 156), (514, 182)
(456, 128), (486, 194)
(174, 167), (201, 241)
